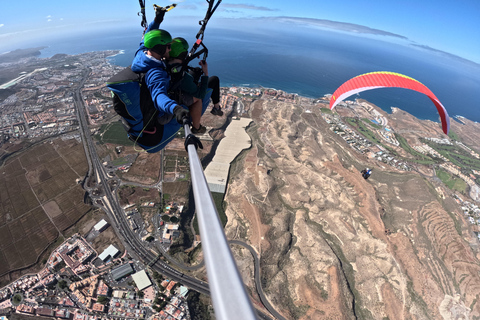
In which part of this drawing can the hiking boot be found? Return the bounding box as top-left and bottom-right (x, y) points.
(191, 125), (207, 134)
(210, 107), (223, 116)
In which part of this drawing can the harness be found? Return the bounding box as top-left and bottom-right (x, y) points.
(175, 0), (223, 76)
(106, 66), (163, 146)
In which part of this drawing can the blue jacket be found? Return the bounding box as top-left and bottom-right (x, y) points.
(131, 21), (180, 119)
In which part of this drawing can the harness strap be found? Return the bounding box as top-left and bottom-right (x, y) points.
(142, 127), (157, 134)
(138, 0), (147, 33)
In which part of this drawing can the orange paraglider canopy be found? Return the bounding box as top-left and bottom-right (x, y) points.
(329, 71), (450, 134)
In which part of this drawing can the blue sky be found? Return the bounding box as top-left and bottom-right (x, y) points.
(1, 0), (479, 63)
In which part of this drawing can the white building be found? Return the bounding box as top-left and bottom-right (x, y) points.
(131, 270), (152, 291)
(93, 219), (109, 232)
(98, 244), (120, 262)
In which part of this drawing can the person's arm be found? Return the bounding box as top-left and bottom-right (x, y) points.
(135, 20), (161, 54)
(145, 68), (179, 115)
(195, 60), (209, 98)
(146, 20), (160, 33)
(137, 8), (165, 49)
(199, 60), (208, 77)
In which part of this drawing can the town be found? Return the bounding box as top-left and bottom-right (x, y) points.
(0, 228), (190, 320)
(2, 49), (480, 320)
(0, 50), (299, 320)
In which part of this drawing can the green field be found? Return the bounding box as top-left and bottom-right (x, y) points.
(96, 121), (135, 146)
(346, 117), (383, 145)
(436, 168), (467, 193)
(362, 118), (382, 129)
(320, 108), (333, 114)
(395, 134), (435, 164)
(423, 139), (480, 171)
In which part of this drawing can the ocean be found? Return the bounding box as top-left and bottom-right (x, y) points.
(33, 22), (480, 124)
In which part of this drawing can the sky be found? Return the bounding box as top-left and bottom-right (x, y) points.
(0, 0), (479, 63)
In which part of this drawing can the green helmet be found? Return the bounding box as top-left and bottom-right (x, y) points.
(144, 29), (172, 49)
(169, 37), (189, 59)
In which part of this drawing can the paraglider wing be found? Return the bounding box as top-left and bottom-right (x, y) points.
(329, 72), (450, 134)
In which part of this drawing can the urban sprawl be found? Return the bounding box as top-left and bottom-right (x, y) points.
(1, 49), (480, 320)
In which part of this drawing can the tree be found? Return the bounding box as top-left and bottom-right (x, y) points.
(12, 294), (22, 304)
(159, 301), (167, 309)
(58, 280), (68, 290)
(170, 216), (179, 223)
(146, 235), (155, 242)
(97, 296), (109, 305)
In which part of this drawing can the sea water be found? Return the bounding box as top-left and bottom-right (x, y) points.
(32, 23), (480, 123)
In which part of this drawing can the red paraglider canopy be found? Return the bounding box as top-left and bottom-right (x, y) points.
(329, 71), (450, 134)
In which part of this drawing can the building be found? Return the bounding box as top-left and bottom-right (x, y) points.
(92, 303), (105, 313)
(98, 244), (120, 262)
(96, 280), (110, 297)
(93, 219), (109, 232)
(36, 307), (55, 317)
(111, 263), (134, 281)
(16, 304), (34, 314)
(55, 309), (71, 319)
(131, 270), (152, 291)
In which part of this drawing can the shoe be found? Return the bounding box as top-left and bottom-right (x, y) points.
(191, 125), (206, 134)
(210, 107), (223, 116)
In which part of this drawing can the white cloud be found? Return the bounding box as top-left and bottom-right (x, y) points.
(0, 24), (4, 28)
(47, 19), (52, 22)
(46, 15), (52, 18)
(221, 3), (277, 11)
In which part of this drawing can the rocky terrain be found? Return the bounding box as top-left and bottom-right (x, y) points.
(223, 98), (480, 319)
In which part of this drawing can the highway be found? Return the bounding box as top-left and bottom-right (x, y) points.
(73, 71), (211, 294)
(73, 72), (277, 319)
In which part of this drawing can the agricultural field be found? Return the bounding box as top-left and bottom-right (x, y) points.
(0, 137), (91, 278)
(95, 120), (135, 146)
(118, 185), (161, 207)
(346, 117), (383, 145)
(436, 167), (468, 193)
(427, 141), (480, 171)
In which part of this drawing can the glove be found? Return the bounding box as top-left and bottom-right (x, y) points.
(154, 5), (167, 23)
(173, 105), (189, 124)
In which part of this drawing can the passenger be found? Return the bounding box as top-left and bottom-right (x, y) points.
(168, 37), (223, 120)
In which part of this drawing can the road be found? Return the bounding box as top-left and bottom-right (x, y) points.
(73, 72), (277, 319)
(74, 71), (211, 293)
(230, 240), (286, 320)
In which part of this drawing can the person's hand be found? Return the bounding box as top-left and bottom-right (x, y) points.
(154, 5), (167, 23)
(173, 105), (190, 124)
(199, 60), (208, 76)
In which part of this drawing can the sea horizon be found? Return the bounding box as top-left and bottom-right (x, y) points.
(23, 23), (480, 125)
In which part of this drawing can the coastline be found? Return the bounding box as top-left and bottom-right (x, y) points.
(106, 49), (125, 60)
(16, 47), (480, 126)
